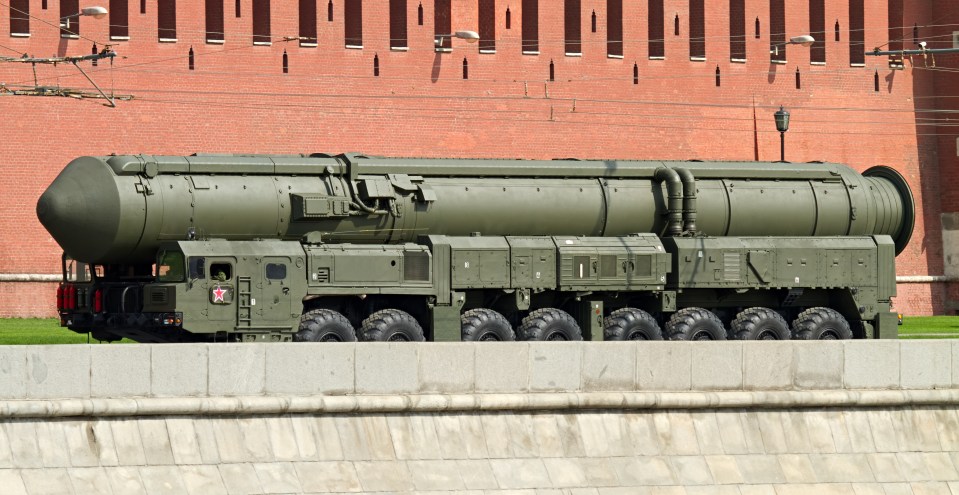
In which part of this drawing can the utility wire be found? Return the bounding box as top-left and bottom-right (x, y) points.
(121, 95), (959, 137)
(2, 45), (935, 90)
(1, 3), (956, 116)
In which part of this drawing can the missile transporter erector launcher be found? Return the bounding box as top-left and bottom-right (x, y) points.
(37, 153), (914, 343)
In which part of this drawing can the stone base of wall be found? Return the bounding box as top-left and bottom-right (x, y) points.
(1, 405), (958, 494)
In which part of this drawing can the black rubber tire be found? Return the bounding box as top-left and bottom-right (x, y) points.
(461, 308), (516, 341)
(791, 307), (853, 340)
(604, 308), (663, 341)
(294, 309), (357, 342)
(517, 308), (583, 341)
(359, 309), (426, 342)
(666, 307), (727, 341)
(730, 307), (791, 340)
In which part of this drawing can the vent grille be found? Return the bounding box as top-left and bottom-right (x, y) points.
(316, 267), (330, 283)
(404, 252), (430, 281)
(600, 255), (617, 278)
(150, 288), (168, 305)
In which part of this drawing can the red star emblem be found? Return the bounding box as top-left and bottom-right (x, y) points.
(212, 286), (226, 303)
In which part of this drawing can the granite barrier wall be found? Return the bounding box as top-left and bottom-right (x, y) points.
(0, 341), (957, 494)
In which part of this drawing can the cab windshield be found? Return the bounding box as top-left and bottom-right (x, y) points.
(156, 250), (186, 282)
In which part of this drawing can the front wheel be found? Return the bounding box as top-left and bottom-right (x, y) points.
(294, 309), (357, 342)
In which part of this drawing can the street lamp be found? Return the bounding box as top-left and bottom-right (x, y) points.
(434, 30), (480, 51)
(770, 34), (816, 56)
(60, 6), (108, 29)
(774, 106), (790, 162)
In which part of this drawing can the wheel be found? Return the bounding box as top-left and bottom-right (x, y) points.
(604, 308), (663, 341)
(666, 307), (726, 341)
(517, 308), (583, 341)
(730, 307), (791, 340)
(294, 309), (357, 342)
(791, 307), (853, 340)
(359, 309), (426, 342)
(461, 308), (516, 341)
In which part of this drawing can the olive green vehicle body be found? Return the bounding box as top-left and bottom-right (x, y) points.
(38, 153), (912, 342)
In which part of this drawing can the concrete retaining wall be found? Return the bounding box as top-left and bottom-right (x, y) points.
(2, 340), (957, 401)
(1, 341), (958, 494)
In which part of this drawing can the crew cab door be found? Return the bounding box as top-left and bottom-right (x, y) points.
(257, 256), (295, 325)
(232, 256), (297, 330)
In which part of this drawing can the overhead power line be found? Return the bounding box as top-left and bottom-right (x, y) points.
(0, 48), (130, 106)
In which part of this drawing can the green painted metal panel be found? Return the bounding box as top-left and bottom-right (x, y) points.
(726, 181), (817, 236)
(812, 182), (852, 235)
(876, 236), (896, 299)
(875, 311), (899, 339)
(306, 243), (432, 288)
(506, 237), (556, 288)
(555, 235), (667, 290)
(571, 300), (604, 341)
(447, 237), (510, 289)
(667, 236), (882, 290)
(424, 236), (452, 305)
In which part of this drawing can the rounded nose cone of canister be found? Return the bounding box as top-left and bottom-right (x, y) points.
(37, 156), (139, 263)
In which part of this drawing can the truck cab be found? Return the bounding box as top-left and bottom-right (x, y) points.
(58, 239), (308, 343)
(147, 239), (308, 341)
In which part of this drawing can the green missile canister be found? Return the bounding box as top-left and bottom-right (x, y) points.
(37, 153), (914, 264)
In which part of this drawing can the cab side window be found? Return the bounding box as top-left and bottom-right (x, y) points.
(189, 257), (206, 280)
(266, 263), (287, 280)
(210, 262), (232, 281)
(157, 251), (185, 282)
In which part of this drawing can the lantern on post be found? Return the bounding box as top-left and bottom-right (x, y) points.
(774, 106), (791, 162)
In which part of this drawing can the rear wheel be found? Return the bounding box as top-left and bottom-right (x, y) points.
(731, 307), (791, 340)
(604, 308), (663, 341)
(666, 307), (726, 341)
(461, 308), (516, 341)
(294, 309), (357, 342)
(792, 307), (853, 340)
(360, 309), (426, 342)
(517, 308), (583, 341)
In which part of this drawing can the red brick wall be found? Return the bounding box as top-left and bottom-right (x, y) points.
(0, 0), (951, 316)
(928, 5), (959, 315)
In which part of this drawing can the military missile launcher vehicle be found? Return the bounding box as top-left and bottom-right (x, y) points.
(37, 153), (914, 343)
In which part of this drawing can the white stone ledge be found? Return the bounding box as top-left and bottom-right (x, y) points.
(0, 274), (60, 282)
(897, 275), (957, 283)
(3, 389), (959, 419)
(2, 340), (958, 400)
